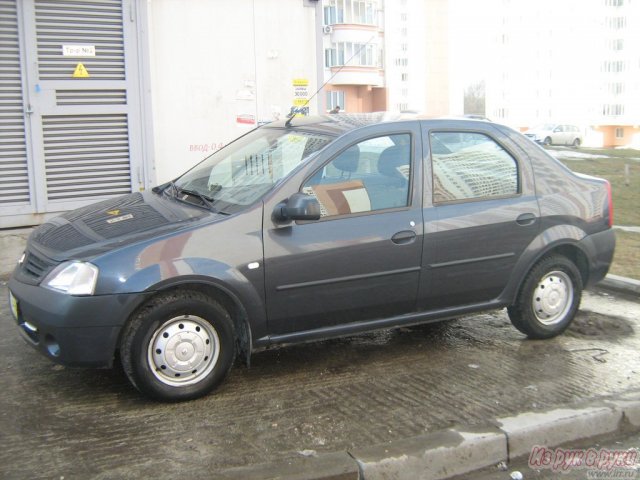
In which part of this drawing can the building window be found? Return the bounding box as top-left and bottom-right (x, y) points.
(602, 104), (625, 116)
(325, 48), (337, 67)
(609, 39), (624, 50)
(401, 88), (408, 97)
(400, 13), (407, 21)
(397, 103), (408, 111)
(401, 73), (408, 81)
(430, 132), (519, 204)
(326, 91), (345, 112)
(602, 60), (625, 73)
(326, 42), (377, 67)
(606, 16), (626, 29)
(326, 0), (376, 25)
(401, 43), (408, 52)
(615, 127), (624, 138)
(608, 82), (624, 95)
(605, 0), (623, 6)
(324, 5), (337, 25)
(395, 58), (408, 67)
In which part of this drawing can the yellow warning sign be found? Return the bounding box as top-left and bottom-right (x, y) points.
(292, 78), (308, 87)
(72, 62), (90, 78)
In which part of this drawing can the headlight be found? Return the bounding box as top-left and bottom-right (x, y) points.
(43, 261), (99, 295)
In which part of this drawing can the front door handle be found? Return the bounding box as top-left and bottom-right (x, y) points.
(391, 230), (416, 245)
(516, 213), (537, 226)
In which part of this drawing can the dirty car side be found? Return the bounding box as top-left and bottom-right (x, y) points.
(8, 115), (615, 401)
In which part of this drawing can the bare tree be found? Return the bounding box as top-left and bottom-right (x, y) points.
(464, 81), (486, 116)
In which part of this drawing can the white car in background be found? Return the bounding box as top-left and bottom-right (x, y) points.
(524, 124), (583, 147)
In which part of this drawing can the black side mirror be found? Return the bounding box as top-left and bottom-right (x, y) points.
(273, 193), (321, 223)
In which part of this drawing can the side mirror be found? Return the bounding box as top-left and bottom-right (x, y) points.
(273, 193), (321, 223)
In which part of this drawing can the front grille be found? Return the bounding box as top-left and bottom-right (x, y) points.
(20, 249), (59, 284)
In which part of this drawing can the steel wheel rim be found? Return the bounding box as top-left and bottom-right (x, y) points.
(148, 315), (220, 387)
(532, 270), (573, 325)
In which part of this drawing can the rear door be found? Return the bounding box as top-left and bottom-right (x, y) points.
(263, 122), (424, 335)
(418, 123), (540, 310)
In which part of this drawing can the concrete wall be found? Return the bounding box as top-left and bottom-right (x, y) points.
(146, 0), (318, 184)
(0, 228), (31, 279)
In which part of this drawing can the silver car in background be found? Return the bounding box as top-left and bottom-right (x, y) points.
(524, 124), (583, 147)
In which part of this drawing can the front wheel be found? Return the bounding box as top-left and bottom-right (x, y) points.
(543, 136), (552, 146)
(120, 290), (236, 401)
(508, 255), (582, 339)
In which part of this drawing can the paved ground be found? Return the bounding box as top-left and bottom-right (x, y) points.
(463, 431), (640, 479)
(0, 283), (638, 479)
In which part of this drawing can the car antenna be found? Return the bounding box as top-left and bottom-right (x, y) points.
(285, 34), (377, 128)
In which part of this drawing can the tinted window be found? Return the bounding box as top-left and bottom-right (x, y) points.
(430, 132), (518, 204)
(303, 134), (411, 217)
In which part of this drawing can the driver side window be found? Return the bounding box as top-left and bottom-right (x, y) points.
(302, 134), (412, 217)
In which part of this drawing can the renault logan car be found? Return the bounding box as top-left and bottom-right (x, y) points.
(8, 114), (615, 401)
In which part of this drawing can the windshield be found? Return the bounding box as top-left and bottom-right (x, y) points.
(173, 128), (332, 214)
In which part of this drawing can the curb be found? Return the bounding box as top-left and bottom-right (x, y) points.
(216, 393), (640, 480)
(597, 274), (640, 296)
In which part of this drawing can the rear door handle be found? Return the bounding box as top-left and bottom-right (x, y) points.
(391, 230), (416, 245)
(516, 213), (537, 226)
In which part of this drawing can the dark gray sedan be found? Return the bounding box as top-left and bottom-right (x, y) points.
(8, 114), (615, 401)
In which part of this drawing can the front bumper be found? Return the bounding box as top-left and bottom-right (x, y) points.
(8, 277), (151, 368)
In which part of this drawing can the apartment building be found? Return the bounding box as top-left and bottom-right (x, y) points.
(486, 0), (640, 147)
(320, 0), (455, 115)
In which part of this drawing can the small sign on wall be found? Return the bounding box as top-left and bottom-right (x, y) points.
(62, 45), (96, 57)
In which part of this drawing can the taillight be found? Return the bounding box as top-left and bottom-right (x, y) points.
(605, 180), (614, 228)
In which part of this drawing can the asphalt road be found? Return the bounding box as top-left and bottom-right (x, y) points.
(0, 282), (638, 479)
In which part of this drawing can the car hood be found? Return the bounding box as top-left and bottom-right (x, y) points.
(28, 191), (214, 261)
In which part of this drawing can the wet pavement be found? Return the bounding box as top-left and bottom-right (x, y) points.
(0, 283), (638, 479)
(463, 431), (640, 480)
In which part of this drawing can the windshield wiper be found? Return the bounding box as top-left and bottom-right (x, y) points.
(176, 187), (216, 211)
(152, 180), (179, 196)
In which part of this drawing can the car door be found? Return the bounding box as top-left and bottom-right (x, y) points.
(418, 123), (540, 310)
(263, 123), (423, 335)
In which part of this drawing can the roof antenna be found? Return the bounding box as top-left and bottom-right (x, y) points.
(285, 34), (377, 128)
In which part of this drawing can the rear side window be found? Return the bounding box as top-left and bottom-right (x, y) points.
(430, 132), (518, 204)
(303, 134), (411, 217)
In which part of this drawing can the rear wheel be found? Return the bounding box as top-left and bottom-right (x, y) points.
(120, 290), (235, 401)
(508, 255), (582, 339)
(572, 137), (581, 147)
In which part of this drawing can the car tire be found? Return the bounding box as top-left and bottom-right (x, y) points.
(507, 255), (582, 339)
(543, 137), (552, 146)
(120, 290), (235, 402)
(572, 138), (581, 147)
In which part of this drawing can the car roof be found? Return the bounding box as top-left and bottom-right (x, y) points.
(263, 113), (496, 137)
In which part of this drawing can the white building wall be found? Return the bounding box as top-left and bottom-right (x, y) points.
(485, 0), (640, 136)
(147, 0), (317, 183)
(384, 0), (429, 113)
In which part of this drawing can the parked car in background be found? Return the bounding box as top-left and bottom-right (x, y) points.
(524, 124), (583, 147)
(8, 114), (615, 401)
